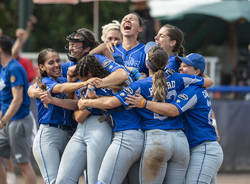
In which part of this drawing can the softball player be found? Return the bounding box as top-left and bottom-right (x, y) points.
(56, 55), (134, 184)
(126, 53), (222, 184)
(80, 46), (209, 184)
(63, 28), (131, 88)
(154, 24), (185, 74)
(32, 48), (87, 184)
(77, 86), (144, 184)
(119, 46), (214, 184)
(112, 13), (147, 74)
(0, 35), (37, 184)
(101, 20), (122, 45)
(175, 54), (223, 184)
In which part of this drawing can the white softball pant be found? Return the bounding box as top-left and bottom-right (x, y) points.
(140, 129), (190, 184)
(56, 115), (112, 184)
(185, 141), (223, 184)
(97, 129), (144, 184)
(32, 124), (71, 184)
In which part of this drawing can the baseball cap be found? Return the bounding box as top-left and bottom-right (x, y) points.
(176, 53), (206, 73)
(144, 41), (157, 54)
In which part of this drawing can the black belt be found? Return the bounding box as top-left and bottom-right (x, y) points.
(44, 124), (73, 131)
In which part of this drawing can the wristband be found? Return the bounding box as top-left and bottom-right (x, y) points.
(131, 68), (142, 80)
(140, 98), (146, 108)
(87, 88), (95, 91)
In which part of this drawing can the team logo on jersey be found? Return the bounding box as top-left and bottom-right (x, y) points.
(102, 59), (111, 68)
(123, 87), (133, 95)
(177, 99), (181, 103)
(178, 94), (188, 100)
(120, 92), (125, 96)
(10, 75), (16, 83)
(109, 65), (113, 70)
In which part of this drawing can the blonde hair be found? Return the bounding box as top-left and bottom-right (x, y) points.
(101, 20), (121, 42)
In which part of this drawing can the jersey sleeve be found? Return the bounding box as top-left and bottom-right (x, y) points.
(94, 54), (125, 73)
(115, 82), (140, 107)
(61, 61), (75, 78)
(112, 53), (124, 65)
(9, 65), (26, 87)
(171, 86), (198, 114)
(42, 77), (58, 93)
(176, 73), (204, 87)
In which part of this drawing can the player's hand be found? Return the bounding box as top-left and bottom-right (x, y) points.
(40, 91), (52, 104)
(67, 65), (78, 82)
(33, 87), (46, 98)
(125, 94), (145, 108)
(85, 85), (98, 99)
(87, 77), (102, 88)
(27, 15), (37, 31)
(40, 91), (50, 108)
(104, 42), (114, 53)
(16, 28), (25, 39)
(78, 98), (87, 110)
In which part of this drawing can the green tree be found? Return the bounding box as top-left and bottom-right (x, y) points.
(0, 1), (130, 52)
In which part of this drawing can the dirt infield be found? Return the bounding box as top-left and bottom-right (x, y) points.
(16, 173), (250, 184)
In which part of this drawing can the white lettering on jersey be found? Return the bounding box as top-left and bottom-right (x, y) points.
(167, 81), (175, 90)
(0, 79), (6, 91)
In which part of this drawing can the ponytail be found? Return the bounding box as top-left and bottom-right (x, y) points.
(152, 70), (167, 102)
(178, 45), (185, 57)
(147, 46), (169, 102)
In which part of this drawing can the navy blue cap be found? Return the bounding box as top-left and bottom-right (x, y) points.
(144, 41), (157, 54)
(176, 53), (206, 73)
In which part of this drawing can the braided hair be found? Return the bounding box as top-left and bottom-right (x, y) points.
(76, 55), (109, 79)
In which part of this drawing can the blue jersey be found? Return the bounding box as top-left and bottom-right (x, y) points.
(116, 73), (204, 130)
(62, 61), (75, 78)
(108, 106), (142, 132)
(36, 76), (71, 126)
(76, 87), (113, 115)
(172, 86), (217, 148)
(113, 43), (147, 74)
(0, 59), (30, 120)
(61, 54), (133, 85)
(164, 54), (181, 75)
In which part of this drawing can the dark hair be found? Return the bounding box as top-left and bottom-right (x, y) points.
(36, 48), (58, 90)
(65, 28), (99, 62)
(130, 12), (144, 27)
(148, 46), (169, 102)
(163, 24), (185, 57)
(0, 35), (13, 55)
(76, 55), (109, 79)
(75, 28), (99, 50)
(37, 48), (57, 77)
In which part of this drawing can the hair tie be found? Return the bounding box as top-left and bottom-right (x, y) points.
(146, 60), (157, 72)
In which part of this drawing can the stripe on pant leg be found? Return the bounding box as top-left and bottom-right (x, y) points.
(39, 128), (51, 184)
(196, 144), (207, 184)
(109, 132), (124, 183)
(139, 131), (147, 184)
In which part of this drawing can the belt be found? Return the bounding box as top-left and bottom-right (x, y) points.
(43, 123), (73, 131)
